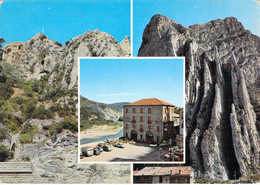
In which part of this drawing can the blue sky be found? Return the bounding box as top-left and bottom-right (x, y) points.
(80, 58), (184, 107)
(133, 0), (260, 56)
(0, 0), (130, 45)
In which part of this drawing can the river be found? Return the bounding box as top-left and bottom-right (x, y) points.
(80, 121), (124, 145)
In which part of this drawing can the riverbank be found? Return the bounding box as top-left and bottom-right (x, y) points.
(80, 124), (123, 139)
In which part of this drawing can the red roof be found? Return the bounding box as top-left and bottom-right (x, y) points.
(130, 98), (174, 106)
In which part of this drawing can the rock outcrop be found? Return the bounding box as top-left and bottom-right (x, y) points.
(0, 30), (131, 183)
(2, 30), (130, 89)
(138, 14), (260, 180)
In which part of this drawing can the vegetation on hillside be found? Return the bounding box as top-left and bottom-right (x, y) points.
(80, 96), (122, 131)
(0, 59), (78, 149)
(108, 102), (130, 110)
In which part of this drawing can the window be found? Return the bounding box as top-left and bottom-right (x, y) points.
(164, 117), (166, 122)
(159, 176), (163, 183)
(148, 116), (151, 124)
(140, 116), (143, 122)
(140, 125), (143, 132)
(157, 126), (160, 132)
(148, 125), (152, 130)
(126, 108), (128, 113)
(172, 116), (174, 121)
(126, 124), (128, 129)
(133, 124), (136, 128)
(140, 108), (143, 113)
(148, 108), (151, 113)
(133, 108), (136, 113)
(164, 108), (167, 114)
(133, 116), (136, 122)
(168, 108), (170, 113)
(172, 108), (174, 114)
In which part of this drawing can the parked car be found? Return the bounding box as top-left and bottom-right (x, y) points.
(81, 147), (93, 157)
(98, 146), (103, 152)
(149, 144), (157, 147)
(103, 145), (112, 151)
(93, 147), (100, 155)
(159, 143), (169, 147)
(80, 153), (84, 159)
(114, 143), (125, 148)
(98, 143), (104, 147)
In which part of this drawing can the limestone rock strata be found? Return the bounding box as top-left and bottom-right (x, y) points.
(2, 30), (130, 89)
(0, 30), (131, 183)
(138, 14), (260, 180)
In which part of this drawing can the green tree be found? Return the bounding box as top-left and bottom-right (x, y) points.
(0, 144), (9, 161)
(0, 127), (7, 140)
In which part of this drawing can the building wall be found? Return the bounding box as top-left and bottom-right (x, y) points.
(134, 175), (192, 184)
(170, 175), (191, 184)
(124, 105), (177, 143)
(133, 176), (153, 184)
(176, 109), (184, 149)
(2, 42), (25, 60)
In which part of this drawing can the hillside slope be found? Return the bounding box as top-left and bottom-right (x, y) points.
(108, 102), (130, 110)
(0, 30), (130, 183)
(80, 96), (123, 121)
(138, 14), (260, 181)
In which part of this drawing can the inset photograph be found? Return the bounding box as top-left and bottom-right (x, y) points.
(79, 58), (185, 162)
(133, 164), (194, 184)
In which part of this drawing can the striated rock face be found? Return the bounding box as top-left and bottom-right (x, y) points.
(2, 30), (130, 89)
(138, 14), (260, 180)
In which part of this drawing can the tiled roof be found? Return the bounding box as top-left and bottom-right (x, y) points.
(130, 98), (174, 106)
(134, 166), (193, 176)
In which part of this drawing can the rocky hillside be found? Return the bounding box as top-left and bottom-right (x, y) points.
(0, 30), (131, 183)
(80, 96), (122, 121)
(2, 30), (130, 89)
(139, 14), (260, 181)
(108, 102), (131, 110)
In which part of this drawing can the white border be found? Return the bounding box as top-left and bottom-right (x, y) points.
(78, 57), (186, 165)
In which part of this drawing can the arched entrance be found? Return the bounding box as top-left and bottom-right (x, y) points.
(131, 129), (137, 141)
(146, 131), (154, 143)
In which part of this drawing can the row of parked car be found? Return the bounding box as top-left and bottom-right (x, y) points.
(80, 142), (125, 158)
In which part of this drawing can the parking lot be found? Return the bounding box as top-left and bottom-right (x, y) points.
(80, 142), (168, 162)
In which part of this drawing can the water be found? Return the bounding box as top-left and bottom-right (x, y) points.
(80, 121), (124, 145)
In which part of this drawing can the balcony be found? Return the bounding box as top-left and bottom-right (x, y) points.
(132, 120), (136, 123)
(147, 121), (152, 124)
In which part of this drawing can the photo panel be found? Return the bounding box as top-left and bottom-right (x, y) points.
(79, 57), (185, 163)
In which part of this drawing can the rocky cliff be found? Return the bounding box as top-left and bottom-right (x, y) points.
(139, 14), (260, 181)
(0, 30), (130, 183)
(2, 30), (130, 89)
